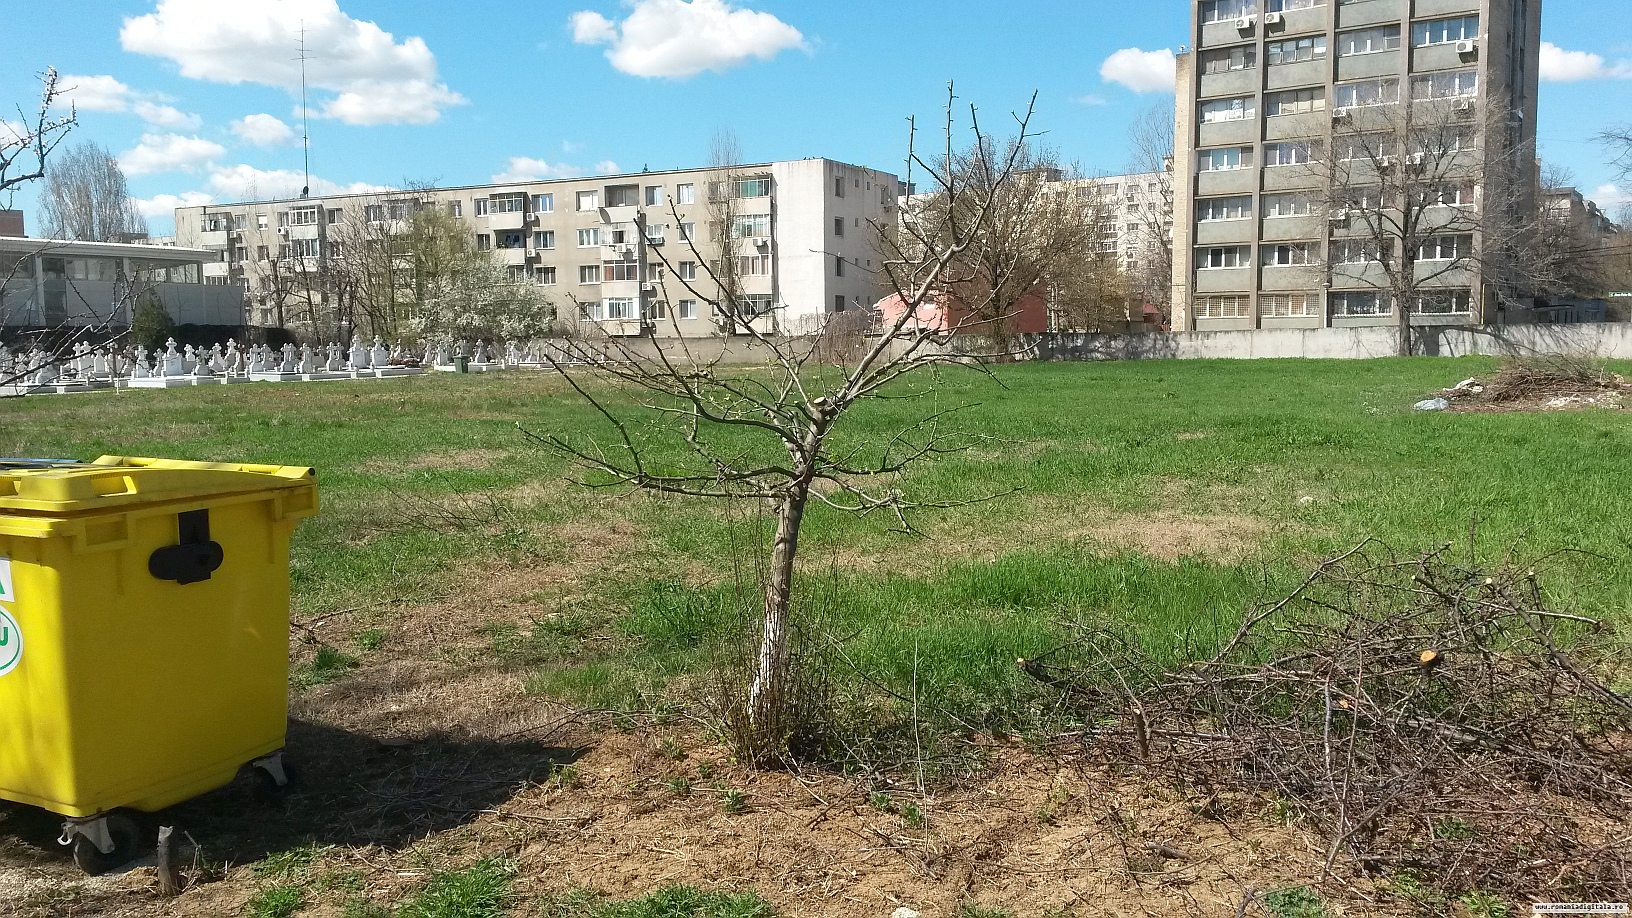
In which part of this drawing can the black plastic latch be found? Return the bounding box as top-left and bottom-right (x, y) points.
(148, 509), (224, 585)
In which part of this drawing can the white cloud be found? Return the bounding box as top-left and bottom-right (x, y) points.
(118, 132), (227, 175)
(133, 191), (214, 220)
(570, 0), (806, 79)
(204, 164), (392, 201)
(595, 160), (620, 175)
(1592, 184), (1631, 209)
(133, 101), (202, 130)
(120, 0), (466, 125)
(1100, 48), (1177, 94)
(232, 113), (297, 146)
(58, 74), (137, 112)
(1073, 94), (1109, 107)
(562, 140), (586, 154)
(492, 157), (582, 183)
(1539, 42), (1632, 82)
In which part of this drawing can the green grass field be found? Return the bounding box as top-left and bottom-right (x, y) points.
(5, 359), (1628, 756)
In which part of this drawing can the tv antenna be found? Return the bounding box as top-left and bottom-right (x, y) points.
(296, 22), (312, 197)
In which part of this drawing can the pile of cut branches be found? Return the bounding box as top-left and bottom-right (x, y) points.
(1022, 541), (1632, 900)
(1437, 355), (1628, 411)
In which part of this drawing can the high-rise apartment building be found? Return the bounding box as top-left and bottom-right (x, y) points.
(1171, 0), (1542, 331)
(174, 158), (899, 340)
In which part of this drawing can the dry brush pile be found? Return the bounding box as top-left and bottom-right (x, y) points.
(1022, 541), (1632, 902)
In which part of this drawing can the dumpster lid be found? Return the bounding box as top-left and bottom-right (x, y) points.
(0, 456), (315, 514)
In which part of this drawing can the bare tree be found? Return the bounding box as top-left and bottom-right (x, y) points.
(38, 141), (146, 242)
(529, 88), (1038, 758)
(1125, 104), (1176, 324)
(702, 129), (756, 335)
(1600, 124), (1632, 186)
(1303, 93), (1546, 355)
(1, 68), (75, 203)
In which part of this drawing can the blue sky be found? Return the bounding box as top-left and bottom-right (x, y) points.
(3, 0), (1629, 235)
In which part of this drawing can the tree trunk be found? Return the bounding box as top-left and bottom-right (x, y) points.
(1396, 301), (1412, 358)
(748, 479), (810, 740)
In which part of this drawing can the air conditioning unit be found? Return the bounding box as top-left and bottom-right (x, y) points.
(1405, 152), (1427, 167)
(1235, 14), (1255, 29)
(1328, 210), (1352, 226)
(1332, 108), (1351, 121)
(753, 237), (771, 249)
(276, 227), (288, 236)
(525, 248), (537, 258)
(1455, 39), (1478, 56)
(1378, 156), (1397, 171)
(1263, 11), (1283, 25)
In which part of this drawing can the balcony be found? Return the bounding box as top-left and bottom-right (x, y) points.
(1194, 219), (1255, 245)
(486, 209), (526, 231)
(1336, 50), (1403, 82)
(1338, 0), (1406, 28)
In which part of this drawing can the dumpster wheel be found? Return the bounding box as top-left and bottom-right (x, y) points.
(66, 812), (141, 876)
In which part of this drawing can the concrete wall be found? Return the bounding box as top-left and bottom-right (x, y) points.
(589, 323), (1632, 368)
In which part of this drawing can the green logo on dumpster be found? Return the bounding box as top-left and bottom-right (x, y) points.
(0, 607), (19, 677)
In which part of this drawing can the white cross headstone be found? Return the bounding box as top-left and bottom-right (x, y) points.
(299, 344), (315, 374)
(280, 343), (297, 373)
(162, 339), (183, 377)
(371, 335), (389, 367)
(349, 335), (369, 370)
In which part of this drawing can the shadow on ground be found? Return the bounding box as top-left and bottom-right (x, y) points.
(0, 718), (586, 871)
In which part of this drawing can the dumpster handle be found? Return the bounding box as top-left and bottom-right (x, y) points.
(148, 509), (224, 585)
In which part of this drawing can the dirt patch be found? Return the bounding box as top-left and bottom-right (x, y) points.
(358, 447), (509, 475)
(1432, 360), (1630, 413)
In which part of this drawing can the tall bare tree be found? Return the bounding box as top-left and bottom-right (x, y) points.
(1302, 94), (1548, 355)
(531, 89), (1037, 758)
(702, 129), (757, 335)
(38, 141), (146, 242)
(1, 68), (74, 203)
(1125, 103), (1176, 324)
(1601, 125), (1632, 186)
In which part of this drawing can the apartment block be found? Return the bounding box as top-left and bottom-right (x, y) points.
(173, 158), (899, 340)
(1171, 0), (1542, 330)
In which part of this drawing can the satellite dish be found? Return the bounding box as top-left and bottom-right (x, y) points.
(301, 186), (310, 197)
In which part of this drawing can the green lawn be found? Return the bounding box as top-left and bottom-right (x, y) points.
(4, 359), (1627, 755)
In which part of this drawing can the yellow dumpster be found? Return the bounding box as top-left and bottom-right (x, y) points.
(0, 456), (317, 872)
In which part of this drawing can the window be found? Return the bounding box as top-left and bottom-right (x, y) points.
(577, 228), (600, 247)
(1267, 35), (1327, 65)
(645, 185), (663, 206)
(678, 299), (697, 319)
(1419, 184), (1475, 206)
(1197, 196), (1252, 221)
(1334, 133), (1396, 160)
(536, 266), (557, 286)
(1261, 294), (1316, 316)
(490, 193), (526, 213)
(448, 201), (462, 218)
(834, 294), (847, 313)
(1262, 193), (1315, 217)
(1417, 234), (1473, 261)
(535, 230), (555, 249)
(834, 216), (845, 236)
(1197, 246), (1252, 268)
(605, 297), (637, 319)
(1338, 25), (1401, 56)
(1332, 239), (1388, 263)
(833, 175), (846, 197)
(676, 184), (695, 205)
(579, 265), (602, 285)
(256, 245), (269, 260)
(733, 177), (772, 198)
(533, 194), (554, 214)
(1266, 0), (1323, 9)
(1199, 147), (1253, 171)
(1263, 242), (1319, 265)
(1413, 16), (1479, 46)
(475, 234), (491, 251)
(1333, 78), (1399, 108)
(648, 300), (668, 321)
(1200, 96), (1256, 123)
(604, 261), (640, 282)
(731, 214), (771, 238)
(290, 238), (319, 257)
(1264, 141), (1320, 166)
(1202, 45), (1257, 73)
(577, 190), (599, 211)
(498, 232), (525, 249)
(1265, 88), (1325, 116)
(738, 255), (771, 276)
(644, 223), (666, 244)
(678, 261), (697, 281)
(679, 222), (695, 241)
(1411, 70), (1478, 100)
(1411, 290), (1472, 314)
(579, 301), (602, 320)
(1337, 186), (1390, 211)
(505, 266), (528, 285)
(606, 185), (639, 207)
(289, 206), (319, 226)
(647, 262), (665, 281)
(1413, 127), (1474, 157)
(1195, 295), (1251, 318)
(256, 214), (268, 229)
(736, 294), (773, 316)
(1200, 0), (1254, 23)
(1332, 291), (1391, 315)
(474, 199), (489, 217)
(834, 255), (845, 277)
